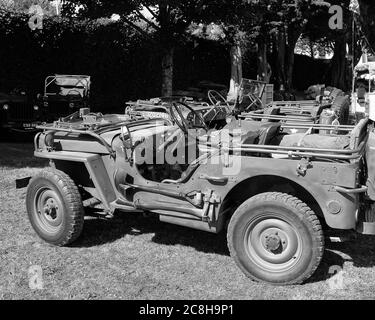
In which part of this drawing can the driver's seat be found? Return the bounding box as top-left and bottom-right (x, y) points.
(223, 119), (281, 145)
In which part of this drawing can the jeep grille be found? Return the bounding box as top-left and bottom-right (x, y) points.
(8, 102), (34, 120)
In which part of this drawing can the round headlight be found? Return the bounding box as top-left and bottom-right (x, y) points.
(44, 132), (55, 148)
(3, 104), (9, 110)
(33, 105), (39, 111)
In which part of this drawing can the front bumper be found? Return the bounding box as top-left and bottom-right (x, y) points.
(1, 121), (42, 132)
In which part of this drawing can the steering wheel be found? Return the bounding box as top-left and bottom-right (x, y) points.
(207, 90), (232, 115)
(241, 93), (263, 112)
(169, 101), (209, 134)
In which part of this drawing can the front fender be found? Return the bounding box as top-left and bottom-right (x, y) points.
(34, 150), (116, 211)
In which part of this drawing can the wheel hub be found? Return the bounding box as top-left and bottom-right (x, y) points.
(43, 199), (58, 220)
(245, 217), (302, 272)
(34, 188), (64, 233)
(265, 234), (281, 252)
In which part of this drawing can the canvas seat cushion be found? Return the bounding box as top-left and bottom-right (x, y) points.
(279, 133), (350, 150)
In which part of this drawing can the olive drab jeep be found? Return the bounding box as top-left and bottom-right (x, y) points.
(17, 93), (375, 286)
(38, 75), (91, 122)
(0, 88), (41, 132)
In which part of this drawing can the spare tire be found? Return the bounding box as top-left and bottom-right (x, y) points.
(332, 95), (350, 125)
(329, 88), (345, 100)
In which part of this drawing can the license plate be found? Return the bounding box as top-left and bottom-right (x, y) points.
(23, 123), (37, 129)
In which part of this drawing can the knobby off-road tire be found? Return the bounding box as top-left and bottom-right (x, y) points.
(26, 169), (84, 246)
(329, 88), (344, 100)
(227, 192), (324, 285)
(332, 95), (350, 125)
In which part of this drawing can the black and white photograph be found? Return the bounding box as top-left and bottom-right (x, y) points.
(1, 0), (375, 304)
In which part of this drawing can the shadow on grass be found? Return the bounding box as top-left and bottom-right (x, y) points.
(308, 233), (375, 283)
(73, 212), (229, 255)
(75, 213), (375, 284)
(0, 142), (47, 169)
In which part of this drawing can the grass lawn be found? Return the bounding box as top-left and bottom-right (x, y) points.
(1, 142), (375, 300)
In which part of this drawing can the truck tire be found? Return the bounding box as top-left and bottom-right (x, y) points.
(26, 169), (84, 246)
(227, 192), (324, 285)
(332, 95), (350, 125)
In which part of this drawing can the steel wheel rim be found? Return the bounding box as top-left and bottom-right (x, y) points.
(34, 187), (64, 234)
(244, 213), (303, 273)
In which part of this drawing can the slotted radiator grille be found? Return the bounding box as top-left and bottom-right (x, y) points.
(8, 102), (34, 120)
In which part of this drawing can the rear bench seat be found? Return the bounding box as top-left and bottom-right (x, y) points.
(279, 133), (350, 150)
(278, 118), (369, 151)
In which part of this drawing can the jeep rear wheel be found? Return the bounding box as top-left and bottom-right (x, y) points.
(26, 169), (84, 246)
(227, 192), (324, 285)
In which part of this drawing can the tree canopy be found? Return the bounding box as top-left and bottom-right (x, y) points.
(1, 0), (375, 97)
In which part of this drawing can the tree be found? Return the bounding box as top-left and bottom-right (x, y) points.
(0, 0), (58, 15)
(301, 0), (356, 90)
(62, 0), (218, 97)
(186, 2), (249, 101)
(357, 0), (375, 51)
(268, 1), (332, 90)
(228, 0), (332, 91)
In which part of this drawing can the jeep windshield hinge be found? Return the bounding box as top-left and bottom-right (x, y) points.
(296, 158), (312, 177)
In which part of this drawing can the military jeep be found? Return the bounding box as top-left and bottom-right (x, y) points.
(38, 75), (91, 122)
(18, 101), (375, 285)
(0, 88), (41, 132)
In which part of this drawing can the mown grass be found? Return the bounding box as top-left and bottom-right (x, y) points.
(1, 142), (375, 300)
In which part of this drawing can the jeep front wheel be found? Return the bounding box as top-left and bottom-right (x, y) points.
(227, 192), (324, 285)
(26, 169), (84, 246)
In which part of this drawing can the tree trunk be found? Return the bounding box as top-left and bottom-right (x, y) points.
(285, 37), (298, 91)
(275, 26), (301, 91)
(331, 37), (347, 90)
(257, 39), (271, 83)
(227, 45), (243, 102)
(358, 0), (375, 49)
(161, 46), (174, 97)
(276, 31), (286, 89)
